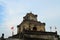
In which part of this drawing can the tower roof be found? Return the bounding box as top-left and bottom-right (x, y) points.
(23, 12), (37, 21)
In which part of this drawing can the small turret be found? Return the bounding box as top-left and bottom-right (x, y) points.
(23, 12), (37, 21)
(1, 33), (6, 40)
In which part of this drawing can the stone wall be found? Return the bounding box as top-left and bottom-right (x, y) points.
(6, 38), (22, 40)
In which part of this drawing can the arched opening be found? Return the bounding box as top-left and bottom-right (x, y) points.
(33, 27), (37, 31)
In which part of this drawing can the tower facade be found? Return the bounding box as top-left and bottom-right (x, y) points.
(8, 12), (59, 40)
(17, 12), (45, 33)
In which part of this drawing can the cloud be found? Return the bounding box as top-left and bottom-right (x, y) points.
(0, 0), (23, 37)
(0, 0), (60, 38)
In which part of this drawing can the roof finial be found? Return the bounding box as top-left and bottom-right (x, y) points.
(30, 11), (32, 13)
(50, 26), (52, 32)
(55, 26), (57, 32)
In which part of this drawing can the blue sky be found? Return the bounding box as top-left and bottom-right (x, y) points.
(0, 0), (60, 38)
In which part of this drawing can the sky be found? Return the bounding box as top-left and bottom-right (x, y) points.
(0, 0), (60, 38)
